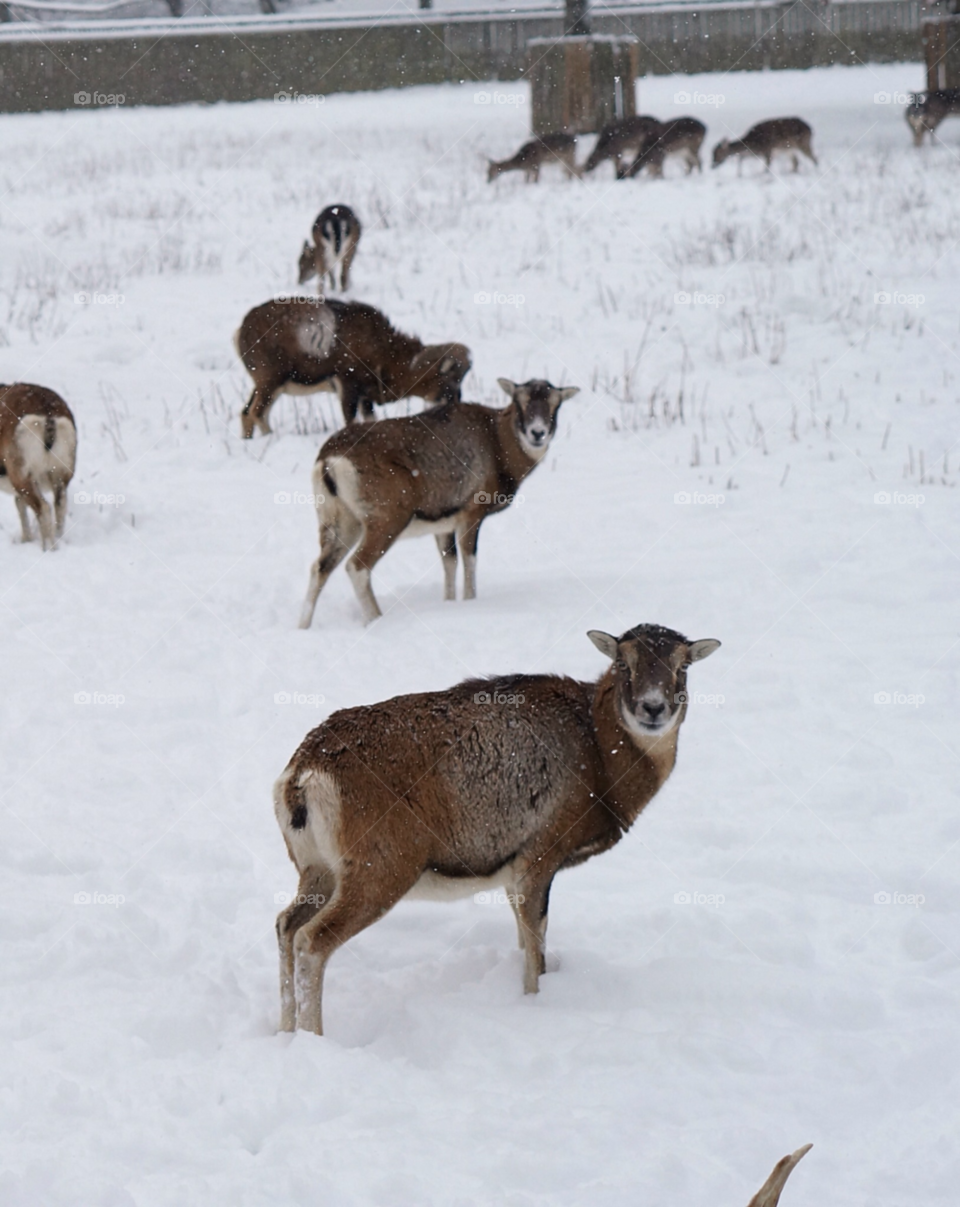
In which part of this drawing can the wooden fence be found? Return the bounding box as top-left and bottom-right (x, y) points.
(0, 1), (925, 114)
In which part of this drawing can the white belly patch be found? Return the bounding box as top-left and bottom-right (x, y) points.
(403, 866), (517, 903)
(400, 514), (461, 540)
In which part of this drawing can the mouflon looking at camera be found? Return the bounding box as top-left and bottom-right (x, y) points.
(298, 377), (578, 627)
(274, 623), (721, 1034)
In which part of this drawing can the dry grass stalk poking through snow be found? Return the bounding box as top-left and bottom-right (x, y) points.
(274, 623), (720, 1034)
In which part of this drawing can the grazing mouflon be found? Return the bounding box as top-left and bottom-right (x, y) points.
(298, 204), (361, 293)
(0, 383), (77, 550)
(488, 132), (579, 182)
(235, 298), (470, 434)
(712, 118), (817, 173)
(583, 115), (662, 176)
(621, 117), (706, 178)
(298, 377), (578, 627)
(274, 622), (721, 1033)
(905, 89), (960, 146)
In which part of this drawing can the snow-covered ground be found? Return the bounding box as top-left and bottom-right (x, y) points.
(1, 61), (958, 1206)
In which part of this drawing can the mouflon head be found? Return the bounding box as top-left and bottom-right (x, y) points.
(587, 623), (721, 738)
(498, 377), (579, 460)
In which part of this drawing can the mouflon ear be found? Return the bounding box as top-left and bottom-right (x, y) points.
(555, 386), (580, 402)
(687, 638), (721, 663)
(587, 630), (619, 661)
(497, 377), (518, 396)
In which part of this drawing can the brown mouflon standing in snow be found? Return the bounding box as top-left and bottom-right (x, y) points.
(0, 383), (77, 550)
(712, 118), (817, 173)
(621, 117), (706, 178)
(298, 377), (578, 628)
(235, 297), (470, 434)
(487, 132), (580, 182)
(583, 115), (663, 176)
(905, 89), (960, 146)
(274, 623), (721, 1034)
(297, 204), (361, 293)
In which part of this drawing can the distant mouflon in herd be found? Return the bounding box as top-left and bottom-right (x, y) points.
(491, 115), (817, 182)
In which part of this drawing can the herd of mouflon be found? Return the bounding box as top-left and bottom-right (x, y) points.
(0, 95), (950, 1061)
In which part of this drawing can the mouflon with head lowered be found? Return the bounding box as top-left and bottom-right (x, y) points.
(235, 297), (470, 435)
(583, 115), (662, 176)
(0, 382), (77, 550)
(621, 117), (706, 178)
(712, 118), (817, 173)
(298, 377), (578, 628)
(487, 132), (579, 182)
(274, 623), (721, 1033)
(297, 204), (361, 293)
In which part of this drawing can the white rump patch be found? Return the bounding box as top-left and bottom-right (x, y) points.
(295, 304), (337, 359)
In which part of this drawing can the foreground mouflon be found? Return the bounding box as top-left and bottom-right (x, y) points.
(299, 377), (578, 627)
(905, 89), (960, 145)
(712, 117), (817, 173)
(621, 117), (706, 178)
(297, 204), (361, 293)
(274, 623), (721, 1033)
(487, 132), (579, 182)
(0, 383), (77, 550)
(236, 297), (470, 434)
(583, 115), (662, 176)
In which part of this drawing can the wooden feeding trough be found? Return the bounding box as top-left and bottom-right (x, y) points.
(526, 35), (639, 137)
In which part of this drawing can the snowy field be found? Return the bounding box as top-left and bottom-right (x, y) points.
(1, 61), (959, 1206)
